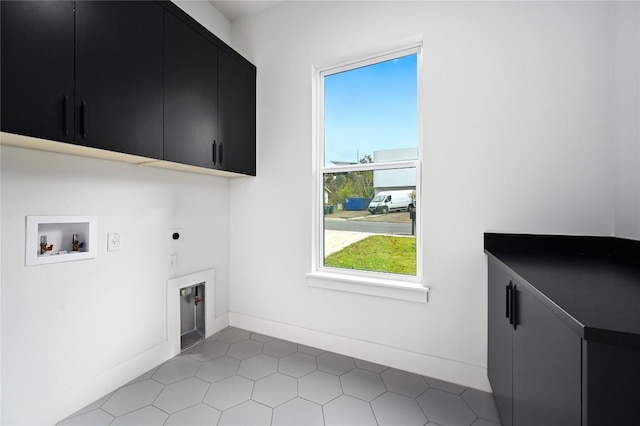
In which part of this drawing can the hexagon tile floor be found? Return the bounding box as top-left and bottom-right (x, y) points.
(59, 327), (501, 426)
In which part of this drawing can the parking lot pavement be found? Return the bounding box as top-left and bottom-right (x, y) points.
(328, 210), (411, 224)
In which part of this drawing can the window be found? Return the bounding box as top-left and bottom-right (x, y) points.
(315, 46), (422, 283)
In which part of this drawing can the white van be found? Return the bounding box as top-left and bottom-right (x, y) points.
(368, 190), (414, 214)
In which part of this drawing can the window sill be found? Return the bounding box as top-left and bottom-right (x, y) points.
(306, 271), (429, 303)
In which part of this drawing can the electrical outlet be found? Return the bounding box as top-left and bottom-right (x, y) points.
(169, 254), (177, 270)
(107, 232), (121, 252)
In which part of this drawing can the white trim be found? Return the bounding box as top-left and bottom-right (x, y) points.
(15, 309), (228, 426)
(16, 341), (175, 426)
(416, 41), (424, 280)
(320, 44), (423, 80)
(312, 58), (325, 275)
(307, 271), (428, 303)
(313, 43), (424, 289)
(323, 159), (417, 173)
(167, 269), (217, 356)
(229, 312), (492, 392)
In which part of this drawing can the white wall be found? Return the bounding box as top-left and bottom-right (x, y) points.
(172, 0), (231, 46)
(228, 1), (617, 390)
(1, 2), (636, 422)
(0, 146), (230, 425)
(0, 4), (233, 424)
(612, 2), (640, 239)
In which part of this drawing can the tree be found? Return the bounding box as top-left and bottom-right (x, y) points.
(324, 154), (374, 206)
(353, 154), (374, 199)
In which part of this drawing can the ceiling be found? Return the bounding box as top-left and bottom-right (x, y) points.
(209, 1), (284, 22)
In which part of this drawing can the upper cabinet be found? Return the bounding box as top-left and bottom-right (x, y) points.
(75, 2), (164, 159)
(219, 49), (257, 176)
(1, 1), (163, 159)
(1, 1), (75, 144)
(164, 10), (219, 169)
(1, 1), (257, 177)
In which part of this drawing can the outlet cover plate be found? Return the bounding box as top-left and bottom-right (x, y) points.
(107, 232), (121, 252)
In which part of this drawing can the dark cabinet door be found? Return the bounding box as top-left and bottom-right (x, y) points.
(218, 49), (257, 176)
(512, 284), (581, 426)
(586, 340), (640, 424)
(164, 11), (219, 169)
(1, 1), (74, 143)
(75, 1), (163, 159)
(487, 259), (514, 426)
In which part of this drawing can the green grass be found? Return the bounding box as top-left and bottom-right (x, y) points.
(325, 235), (416, 275)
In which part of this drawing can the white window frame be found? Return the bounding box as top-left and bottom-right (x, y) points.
(308, 44), (428, 303)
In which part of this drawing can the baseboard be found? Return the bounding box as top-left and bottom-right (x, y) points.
(10, 341), (173, 426)
(206, 312), (230, 339)
(13, 313), (230, 426)
(229, 312), (491, 392)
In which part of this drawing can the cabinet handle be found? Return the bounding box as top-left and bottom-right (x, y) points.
(63, 95), (69, 136)
(219, 143), (223, 165)
(511, 284), (517, 330)
(81, 101), (88, 139)
(506, 283), (512, 323)
(213, 141), (217, 164)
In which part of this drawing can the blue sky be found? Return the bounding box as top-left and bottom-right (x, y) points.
(324, 53), (418, 167)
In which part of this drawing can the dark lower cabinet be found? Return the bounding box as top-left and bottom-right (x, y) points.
(164, 10), (219, 169)
(584, 340), (640, 425)
(512, 282), (581, 426)
(219, 49), (257, 176)
(487, 235), (640, 425)
(487, 260), (514, 426)
(75, 1), (163, 158)
(1, 1), (75, 143)
(488, 257), (581, 426)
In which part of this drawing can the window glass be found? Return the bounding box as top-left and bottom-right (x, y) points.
(324, 54), (418, 167)
(319, 48), (420, 278)
(323, 168), (417, 276)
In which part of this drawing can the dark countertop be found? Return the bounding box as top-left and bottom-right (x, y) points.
(485, 233), (640, 347)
